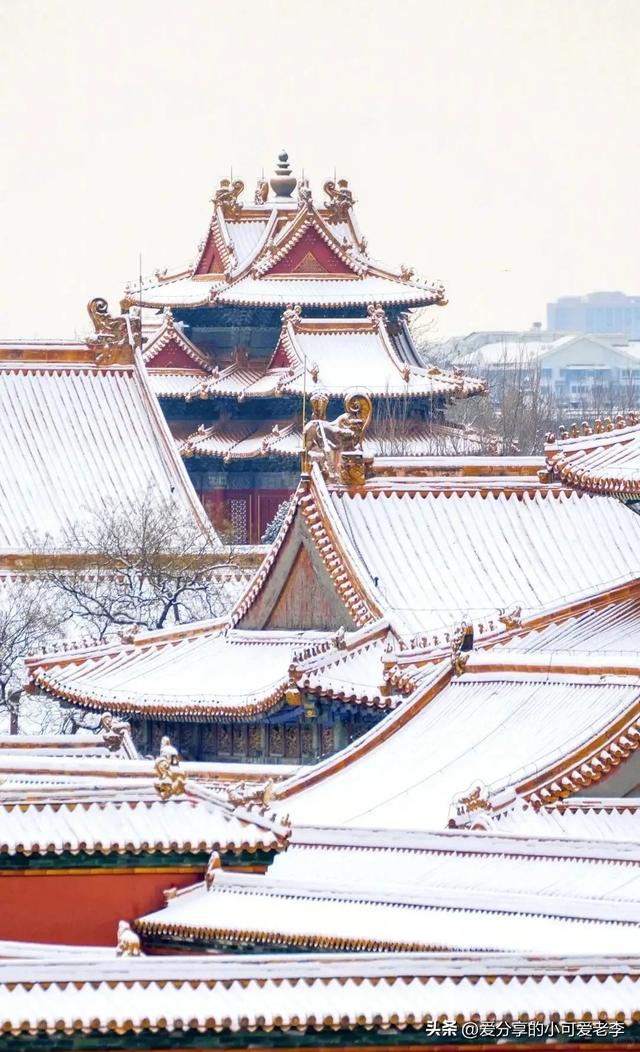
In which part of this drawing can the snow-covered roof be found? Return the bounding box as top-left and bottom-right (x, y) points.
(0, 728), (138, 761)
(181, 418), (494, 460)
(273, 643), (640, 828)
(0, 348), (212, 556)
(137, 822), (640, 952)
(0, 796), (283, 859)
(28, 625), (329, 718)
(494, 590), (640, 657)
(546, 415), (640, 496)
(0, 752), (288, 857)
(213, 273), (443, 309)
(1, 953), (638, 1037)
(27, 620), (403, 717)
(127, 174), (447, 313)
(487, 799), (640, 841)
(248, 461), (640, 636)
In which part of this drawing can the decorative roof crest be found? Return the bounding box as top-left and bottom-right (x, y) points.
(153, 735), (186, 799)
(270, 149), (297, 199)
(498, 604), (522, 631)
(450, 619), (473, 676)
(254, 177), (269, 204)
(449, 781), (492, 827)
(87, 297), (141, 367)
(213, 177), (245, 219)
(323, 177), (354, 221)
(297, 178), (314, 211)
(304, 389), (373, 485)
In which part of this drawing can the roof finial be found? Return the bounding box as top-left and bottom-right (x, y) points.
(270, 148), (297, 199)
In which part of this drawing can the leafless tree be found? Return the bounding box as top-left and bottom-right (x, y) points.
(28, 487), (241, 642)
(0, 578), (65, 733)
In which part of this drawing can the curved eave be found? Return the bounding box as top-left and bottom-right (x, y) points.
(550, 456), (640, 497)
(135, 918), (441, 954)
(31, 670), (290, 722)
(1, 837), (280, 858)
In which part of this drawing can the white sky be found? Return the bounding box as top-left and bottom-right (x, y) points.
(1, 0), (638, 340)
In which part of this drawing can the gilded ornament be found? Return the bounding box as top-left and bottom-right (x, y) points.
(303, 389), (373, 483)
(116, 921), (142, 957)
(450, 782), (492, 825)
(153, 736), (186, 799)
(323, 177), (355, 221)
(87, 297), (141, 367)
(213, 177), (245, 219)
(498, 604), (522, 631)
(297, 179), (314, 210)
(254, 178), (269, 204)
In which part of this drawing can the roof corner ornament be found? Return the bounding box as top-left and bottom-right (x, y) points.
(303, 389), (373, 486)
(434, 281), (448, 306)
(254, 177), (269, 204)
(282, 303), (302, 330)
(213, 177), (245, 219)
(153, 736), (186, 799)
(116, 920), (143, 957)
(205, 850), (221, 891)
(270, 149), (297, 199)
(498, 604), (522, 631)
(450, 619), (473, 676)
(87, 297), (141, 367)
(367, 303), (387, 329)
(99, 711), (131, 753)
(323, 177), (354, 221)
(400, 265), (415, 282)
(227, 778), (275, 815)
(449, 781), (492, 828)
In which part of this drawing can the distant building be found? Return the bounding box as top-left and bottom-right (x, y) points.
(548, 292), (640, 338)
(452, 330), (640, 413)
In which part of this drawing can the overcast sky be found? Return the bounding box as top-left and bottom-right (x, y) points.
(1, 0), (638, 340)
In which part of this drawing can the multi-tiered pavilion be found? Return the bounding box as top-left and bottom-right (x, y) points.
(135, 152), (484, 541)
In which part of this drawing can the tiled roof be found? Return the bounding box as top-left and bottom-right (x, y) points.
(487, 799), (640, 841)
(2, 953), (639, 1037)
(0, 797), (282, 858)
(0, 354), (211, 556)
(0, 753), (288, 857)
(138, 837), (640, 951)
(546, 417), (640, 496)
(28, 625), (334, 718)
(27, 620), (402, 716)
(275, 650), (640, 829)
(214, 273), (441, 309)
(180, 418), (493, 460)
(320, 467), (640, 634)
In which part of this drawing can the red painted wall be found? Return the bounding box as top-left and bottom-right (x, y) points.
(0, 869), (200, 946)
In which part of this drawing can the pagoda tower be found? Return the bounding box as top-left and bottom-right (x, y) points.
(129, 152), (484, 542)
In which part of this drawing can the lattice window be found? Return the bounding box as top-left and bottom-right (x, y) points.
(229, 499), (248, 544)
